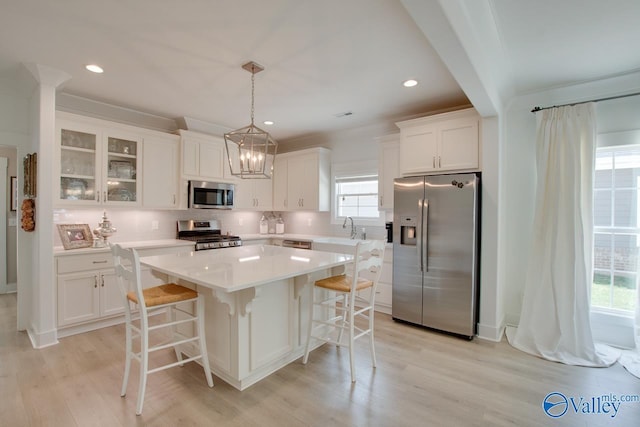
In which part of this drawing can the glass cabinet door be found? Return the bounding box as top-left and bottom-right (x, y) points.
(60, 129), (98, 202)
(105, 136), (138, 203)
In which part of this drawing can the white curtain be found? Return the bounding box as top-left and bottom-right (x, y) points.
(507, 103), (619, 367)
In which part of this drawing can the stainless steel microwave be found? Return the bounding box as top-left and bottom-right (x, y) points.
(189, 181), (234, 209)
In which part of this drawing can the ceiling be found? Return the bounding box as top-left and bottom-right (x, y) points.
(488, 0), (640, 95)
(1, 1), (639, 141)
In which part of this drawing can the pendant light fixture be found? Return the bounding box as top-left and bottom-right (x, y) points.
(224, 61), (277, 179)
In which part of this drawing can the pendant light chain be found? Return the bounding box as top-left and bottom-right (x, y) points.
(250, 65), (255, 126)
(223, 60), (277, 179)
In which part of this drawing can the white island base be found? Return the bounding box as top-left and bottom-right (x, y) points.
(201, 272), (333, 390)
(140, 246), (351, 390)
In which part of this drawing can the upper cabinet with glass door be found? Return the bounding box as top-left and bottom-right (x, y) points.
(56, 115), (142, 207)
(104, 133), (140, 204)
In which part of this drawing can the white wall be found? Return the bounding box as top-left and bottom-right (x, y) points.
(501, 104), (537, 326)
(476, 116), (502, 340)
(278, 120), (400, 240)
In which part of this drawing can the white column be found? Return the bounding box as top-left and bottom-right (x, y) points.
(21, 63), (70, 348)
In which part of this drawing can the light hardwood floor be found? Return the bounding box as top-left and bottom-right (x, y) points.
(1, 292), (639, 426)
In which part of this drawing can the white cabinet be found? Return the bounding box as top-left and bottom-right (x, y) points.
(272, 156), (288, 211)
(397, 108), (480, 176)
(56, 252), (121, 327)
(56, 115), (142, 207)
(56, 245), (192, 330)
(377, 134), (399, 210)
(233, 156), (274, 210)
(142, 133), (180, 208)
(235, 179), (273, 210)
(272, 147), (331, 211)
(375, 246), (393, 314)
(179, 130), (226, 181)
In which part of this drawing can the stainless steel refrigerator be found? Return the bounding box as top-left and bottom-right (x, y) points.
(392, 173), (480, 339)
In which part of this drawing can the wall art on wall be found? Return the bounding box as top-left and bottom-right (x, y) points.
(23, 152), (37, 198)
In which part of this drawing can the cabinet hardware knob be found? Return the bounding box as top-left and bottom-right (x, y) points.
(92, 260), (108, 264)
(432, 157), (435, 168)
(438, 156), (441, 168)
(94, 276), (98, 288)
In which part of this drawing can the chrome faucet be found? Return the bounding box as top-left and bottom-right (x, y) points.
(343, 216), (357, 239)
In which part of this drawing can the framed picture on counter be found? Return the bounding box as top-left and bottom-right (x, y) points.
(57, 224), (93, 249)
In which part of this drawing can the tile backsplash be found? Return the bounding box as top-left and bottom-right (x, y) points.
(52, 208), (389, 247)
(52, 209), (263, 246)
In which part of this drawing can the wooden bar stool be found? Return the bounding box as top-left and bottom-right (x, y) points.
(111, 244), (213, 415)
(302, 239), (385, 382)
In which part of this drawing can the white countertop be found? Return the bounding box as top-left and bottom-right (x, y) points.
(54, 239), (194, 256)
(140, 245), (353, 293)
(241, 233), (364, 246)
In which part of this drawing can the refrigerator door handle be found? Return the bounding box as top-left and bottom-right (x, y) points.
(423, 199), (429, 272)
(417, 198), (424, 272)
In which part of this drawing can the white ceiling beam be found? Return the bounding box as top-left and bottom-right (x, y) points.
(401, 0), (512, 117)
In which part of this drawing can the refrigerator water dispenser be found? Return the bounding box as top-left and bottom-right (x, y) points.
(399, 216), (417, 246)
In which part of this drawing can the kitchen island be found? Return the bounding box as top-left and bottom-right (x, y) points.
(140, 245), (352, 390)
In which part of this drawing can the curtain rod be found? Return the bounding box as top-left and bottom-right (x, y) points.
(531, 91), (640, 113)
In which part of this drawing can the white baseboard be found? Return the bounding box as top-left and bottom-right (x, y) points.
(503, 311), (635, 349)
(0, 282), (17, 294)
(27, 326), (59, 349)
(591, 311), (635, 349)
(374, 303), (391, 315)
(477, 321), (505, 342)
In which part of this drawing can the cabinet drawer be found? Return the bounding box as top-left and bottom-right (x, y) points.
(57, 252), (113, 274)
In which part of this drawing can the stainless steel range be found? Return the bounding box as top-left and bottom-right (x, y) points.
(177, 219), (242, 251)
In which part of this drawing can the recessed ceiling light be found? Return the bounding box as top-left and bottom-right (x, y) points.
(263, 120), (274, 126)
(85, 64), (104, 73)
(403, 79), (418, 88)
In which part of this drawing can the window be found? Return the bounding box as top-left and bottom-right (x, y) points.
(592, 145), (640, 314)
(335, 174), (380, 220)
